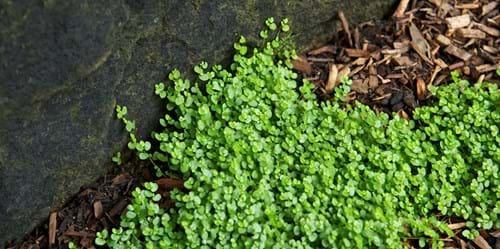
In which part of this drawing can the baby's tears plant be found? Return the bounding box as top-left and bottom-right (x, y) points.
(99, 18), (499, 249)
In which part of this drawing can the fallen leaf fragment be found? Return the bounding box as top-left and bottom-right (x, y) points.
(446, 14), (471, 29)
(93, 200), (103, 219)
(291, 55), (312, 74)
(472, 235), (492, 249)
(325, 64), (338, 93)
(444, 45), (472, 61)
(49, 212), (57, 245)
(409, 23), (433, 64)
(447, 222), (466, 230)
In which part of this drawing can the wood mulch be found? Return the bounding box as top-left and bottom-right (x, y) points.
(5, 159), (183, 249)
(7, 0), (499, 248)
(294, 0), (499, 120)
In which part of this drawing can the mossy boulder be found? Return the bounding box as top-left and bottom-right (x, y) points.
(0, 0), (397, 245)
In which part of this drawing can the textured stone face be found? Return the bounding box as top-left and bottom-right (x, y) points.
(0, 0), (396, 245)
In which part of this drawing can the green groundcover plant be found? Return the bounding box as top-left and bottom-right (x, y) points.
(96, 18), (499, 249)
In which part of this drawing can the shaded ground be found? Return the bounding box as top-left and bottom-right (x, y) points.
(7, 0), (499, 248)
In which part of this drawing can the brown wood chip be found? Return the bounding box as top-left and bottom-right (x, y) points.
(49, 212), (57, 245)
(472, 235), (492, 249)
(393, 56), (414, 66)
(476, 64), (497, 73)
(109, 198), (129, 217)
(455, 3), (480, 9)
(386, 73), (405, 79)
(156, 178), (185, 190)
(345, 48), (370, 58)
(338, 66), (351, 83)
(326, 64), (339, 93)
(481, 2), (498, 17)
(449, 61), (466, 70)
(477, 74), (485, 84)
(111, 173), (131, 187)
(393, 41), (410, 53)
(351, 79), (368, 94)
(483, 45), (498, 54)
(352, 57), (368, 66)
(435, 34), (452, 46)
(446, 14), (471, 29)
(492, 14), (500, 26)
(368, 65), (378, 88)
(434, 58), (448, 69)
(394, 0), (410, 18)
(93, 200), (103, 219)
(444, 45), (472, 61)
(474, 23), (500, 37)
(338, 11), (352, 47)
(291, 55), (312, 74)
(397, 109), (409, 119)
(490, 230), (500, 238)
(308, 45), (335, 55)
(457, 28), (487, 39)
(63, 231), (96, 238)
(349, 65), (365, 77)
(416, 78), (426, 100)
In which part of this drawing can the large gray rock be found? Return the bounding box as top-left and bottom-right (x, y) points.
(0, 0), (397, 245)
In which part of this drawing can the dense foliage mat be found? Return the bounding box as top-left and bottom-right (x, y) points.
(97, 18), (499, 249)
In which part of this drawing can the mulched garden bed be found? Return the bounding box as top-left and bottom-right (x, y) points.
(8, 0), (499, 248)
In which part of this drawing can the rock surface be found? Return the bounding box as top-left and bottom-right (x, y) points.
(0, 0), (397, 245)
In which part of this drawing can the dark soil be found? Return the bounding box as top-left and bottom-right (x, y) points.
(8, 0), (499, 248)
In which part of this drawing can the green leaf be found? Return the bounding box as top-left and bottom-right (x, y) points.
(259, 30), (268, 39)
(138, 152), (149, 160)
(95, 237), (107, 246)
(126, 211), (137, 220)
(125, 120), (136, 132)
(112, 152), (122, 165)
